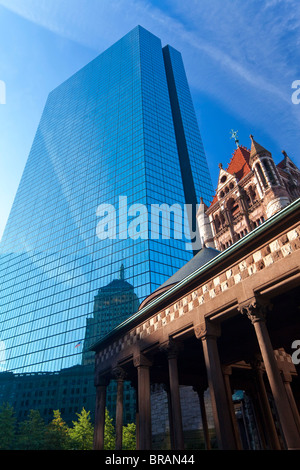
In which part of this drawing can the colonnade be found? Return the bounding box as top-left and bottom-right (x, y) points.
(93, 298), (300, 450)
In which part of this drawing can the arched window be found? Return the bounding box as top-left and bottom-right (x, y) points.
(227, 198), (240, 219)
(250, 186), (257, 202)
(246, 186), (257, 206)
(255, 163), (268, 189)
(262, 159), (277, 185)
(220, 213), (226, 226)
(214, 215), (221, 232)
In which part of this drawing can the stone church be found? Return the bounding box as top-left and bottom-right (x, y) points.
(91, 135), (300, 451)
(197, 135), (300, 251)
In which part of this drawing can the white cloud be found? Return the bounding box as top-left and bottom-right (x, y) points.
(1, 0), (299, 159)
(2, 0), (298, 104)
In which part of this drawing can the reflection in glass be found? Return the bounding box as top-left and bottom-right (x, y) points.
(0, 26), (213, 425)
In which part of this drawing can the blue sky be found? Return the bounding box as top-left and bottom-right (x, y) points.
(0, 0), (299, 240)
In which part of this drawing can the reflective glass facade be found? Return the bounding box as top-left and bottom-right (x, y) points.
(0, 26), (213, 424)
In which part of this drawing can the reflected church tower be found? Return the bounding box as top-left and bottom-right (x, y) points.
(82, 265), (140, 366)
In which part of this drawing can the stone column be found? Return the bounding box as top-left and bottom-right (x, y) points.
(164, 384), (175, 450)
(193, 385), (211, 450)
(223, 208), (238, 243)
(134, 354), (152, 450)
(222, 365), (243, 449)
(281, 370), (300, 435)
(237, 195), (252, 233)
(112, 367), (126, 450)
(162, 341), (184, 450)
(239, 298), (300, 450)
(93, 374), (110, 450)
(134, 383), (140, 451)
(251, 357), (281, 450)
(195, 321), (237, 449)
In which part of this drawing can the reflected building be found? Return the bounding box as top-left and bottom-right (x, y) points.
(0, 26), (213, 424)
(82, 264), (140, 366)
(82, 265), (139, 425)
(0, 267), (139, 425)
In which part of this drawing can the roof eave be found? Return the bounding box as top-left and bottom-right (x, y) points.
(90, 197), (300, 352)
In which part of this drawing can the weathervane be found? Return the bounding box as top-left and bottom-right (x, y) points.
(230, 129), (240, 148)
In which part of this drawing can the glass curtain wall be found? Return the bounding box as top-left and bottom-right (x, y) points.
(0, 26), (213, 424)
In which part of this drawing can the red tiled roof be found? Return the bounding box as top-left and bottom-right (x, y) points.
(226, 146), (251, 181)
(209, 194), (218, 207)
(208, 146), (251, 208)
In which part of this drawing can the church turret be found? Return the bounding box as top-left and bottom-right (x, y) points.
(196, 197), (216, 249)
(249, 135), (290, 217)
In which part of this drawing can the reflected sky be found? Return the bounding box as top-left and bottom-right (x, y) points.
(0, 27), (213, 379)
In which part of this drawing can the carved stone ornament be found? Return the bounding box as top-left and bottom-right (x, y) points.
(133, 353), (152, 368)
(237, 297), (271, 324)
(111, 366), (127, 381)
(194, 321), (221, 340)
(194, 323), (207, 340)
(249, 354), (263, 371)
(94, 374), (110, 388)
(159, 339), (182, 358)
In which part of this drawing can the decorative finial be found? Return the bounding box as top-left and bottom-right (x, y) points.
(230, 129), (240, 148)
(250, 134), (254, 140)
(218, 162), (223, 169)
(282, 150), (288, 157)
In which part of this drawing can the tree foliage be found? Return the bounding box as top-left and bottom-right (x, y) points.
(17, 409), (47, 450)
(0, 402), (16, 450)
(45, 409), (71, 450)
(104, 408), (115, 450)
(68, 407), (94, 450)
(0, 403), (136, 450)
(122, 422), (136, 450)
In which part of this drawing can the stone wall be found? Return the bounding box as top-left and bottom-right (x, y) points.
(151, 384), (215, 449)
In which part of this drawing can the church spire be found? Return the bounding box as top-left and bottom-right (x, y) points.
(249, 134), (271, 161)
(119, 264), (125, 280)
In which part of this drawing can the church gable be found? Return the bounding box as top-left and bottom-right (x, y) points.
(209, 146), (252, 209)
(216, 166), (237, 200)
(203, 134), (299, 252)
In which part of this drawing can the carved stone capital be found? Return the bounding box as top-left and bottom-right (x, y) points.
(194, 320), (221, 341)
(159, 339), (182, 359)
(111, 366), (127, 382)
(94, 373), (110, 388)
(222, 365), (232, 376)
(249, 354), (263, 371)
(237, 297), (271, 324)
(133, 353), (152, 369)
(192, 379), (208, 395)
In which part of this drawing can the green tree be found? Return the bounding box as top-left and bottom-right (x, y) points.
(122, 422), (136, 450)
(0, 402), (16, 450)
(104, 408), (115, 450)
(69, 407), (94, 450)
(17, 409), (47, 450)
(45, 409), (71, 450)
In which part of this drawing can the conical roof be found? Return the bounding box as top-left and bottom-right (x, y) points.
(250, 134), (271, 160)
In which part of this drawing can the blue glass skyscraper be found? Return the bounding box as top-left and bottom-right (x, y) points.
(0, 26), (213, 424)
